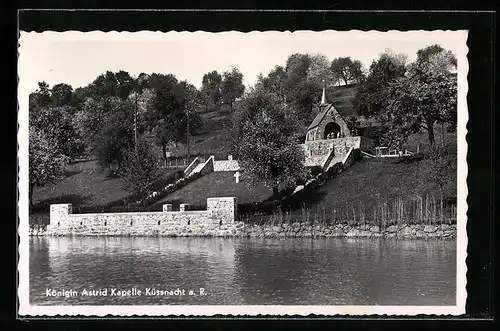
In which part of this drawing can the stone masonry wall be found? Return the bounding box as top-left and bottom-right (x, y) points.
(36, 218), (456, 239)
(214, 160), (241, 171)
(239, 223), (456, 239)
(301, 137), (363, 158)
(47, 197), (239, 236)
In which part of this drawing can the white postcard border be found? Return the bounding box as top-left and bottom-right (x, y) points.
(18, 29), (469, 316)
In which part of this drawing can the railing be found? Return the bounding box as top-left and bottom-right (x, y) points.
(183, 157), (200, 177)
(375, 147), (415, 158)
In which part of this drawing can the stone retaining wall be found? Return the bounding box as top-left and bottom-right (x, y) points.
(239, 223), (456, 239)
(213, 160), (241, 171)
(34, 213), (456, 239)
(45, 197), (238, 236)
(301, 137), (364, 158)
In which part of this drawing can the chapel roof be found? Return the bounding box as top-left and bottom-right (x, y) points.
(307, 103), (335, 131)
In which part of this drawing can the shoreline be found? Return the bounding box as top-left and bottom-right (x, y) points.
(29, 222), (456, 239)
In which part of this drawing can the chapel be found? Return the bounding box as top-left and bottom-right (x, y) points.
(305, 82), (351, 142)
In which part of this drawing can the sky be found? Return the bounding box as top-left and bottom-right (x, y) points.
(19, 30), (467, 93)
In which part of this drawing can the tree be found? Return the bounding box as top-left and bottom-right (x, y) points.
(72, 97), (109, 156)
(307, 54), (333, 87)
(221, 67), (245, 112)
(119, 138), (160, 199)
(30, 105), (84, 159)
(353, 51), (407, 118)
(384, 46), (457, 146)
(330, 57), (365, 86)
(235, 88), (309, 198)
(345, 116), (360, 136)
(201, 70), (223, 112)
(90, 71), (119, 99)
(349, 60), (365, 84)
(146, 74), (203, 164)
(50, 83), (74, 107)
(29, 81), (51, 109)
(424, 145), (456, 219)
(91, 98), (135, 171)
(29, 127), (68, 210)
(114, 70), (136, 100)
(283, 53), (320, 126)
(257, 65), (287, 103)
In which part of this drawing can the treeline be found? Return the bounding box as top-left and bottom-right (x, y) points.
(353, 46), (457, 147)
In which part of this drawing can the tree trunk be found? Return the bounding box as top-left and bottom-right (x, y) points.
(272, 185), (280, 199)
(441, 123), (445, 148)
(161, 144), (167, 167)
(439, 186), (444, 223)
(427, 122), (435, 145)
(134, 93), (138, 151)
(186, 111), (190, 163)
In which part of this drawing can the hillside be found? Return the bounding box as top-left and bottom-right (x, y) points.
(329, 83), (359, 118)
(32, 160), (182, 213)
(155, 171), (273, 208)
(298, 156), (456, 212)
(172, 84), (362, 158)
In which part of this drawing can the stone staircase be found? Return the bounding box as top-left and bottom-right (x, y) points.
(325, 154), (346, 171)
(191, 163), (205, 175)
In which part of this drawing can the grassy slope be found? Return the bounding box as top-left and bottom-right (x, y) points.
(32, 160), (182, 212)
(172, 108), (232, 158)
(155, 171), (273, 208)
(299, 156), (456, 212)
(329, 84), (359, 117)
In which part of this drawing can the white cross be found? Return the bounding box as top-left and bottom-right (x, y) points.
(234, 171), (240, 183)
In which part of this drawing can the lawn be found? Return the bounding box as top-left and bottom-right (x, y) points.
(32, 160), (182, 213)
(155, 171), (273, 208)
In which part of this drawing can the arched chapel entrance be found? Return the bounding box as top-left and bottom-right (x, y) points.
(324, 122), (341, 139)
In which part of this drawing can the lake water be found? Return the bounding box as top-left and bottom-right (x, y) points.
(29, 237), (456, 306)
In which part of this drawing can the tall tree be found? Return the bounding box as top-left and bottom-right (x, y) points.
(201, 70), (223, 112)
(330, 57), (355, 85)
(283, 53), (318, 126)
(29, 81), (51, 109)
(29, 127), (68, 210)
(115, 70), (136, 100)
(221, 67), (245, 112)
(353, 51), (407, 118)
(349, 60), (365, 84)
(30, 105), (84, 159)
(257, 65), (287, 103)
(235, 87), (309, 198)
(92, 98), (135, 171)
(146, 74), (201, 163)
(383, 46), (457, 146)
(50, 83), (74, 107)
(91, 71), (116, 99)
(307, 54), (332, 87)
(119, 138), (160, 200)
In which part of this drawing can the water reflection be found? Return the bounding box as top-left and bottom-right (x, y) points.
(29, 237), (456, 306)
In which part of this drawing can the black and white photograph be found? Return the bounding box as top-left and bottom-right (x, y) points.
(18, 28), (468, 316)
